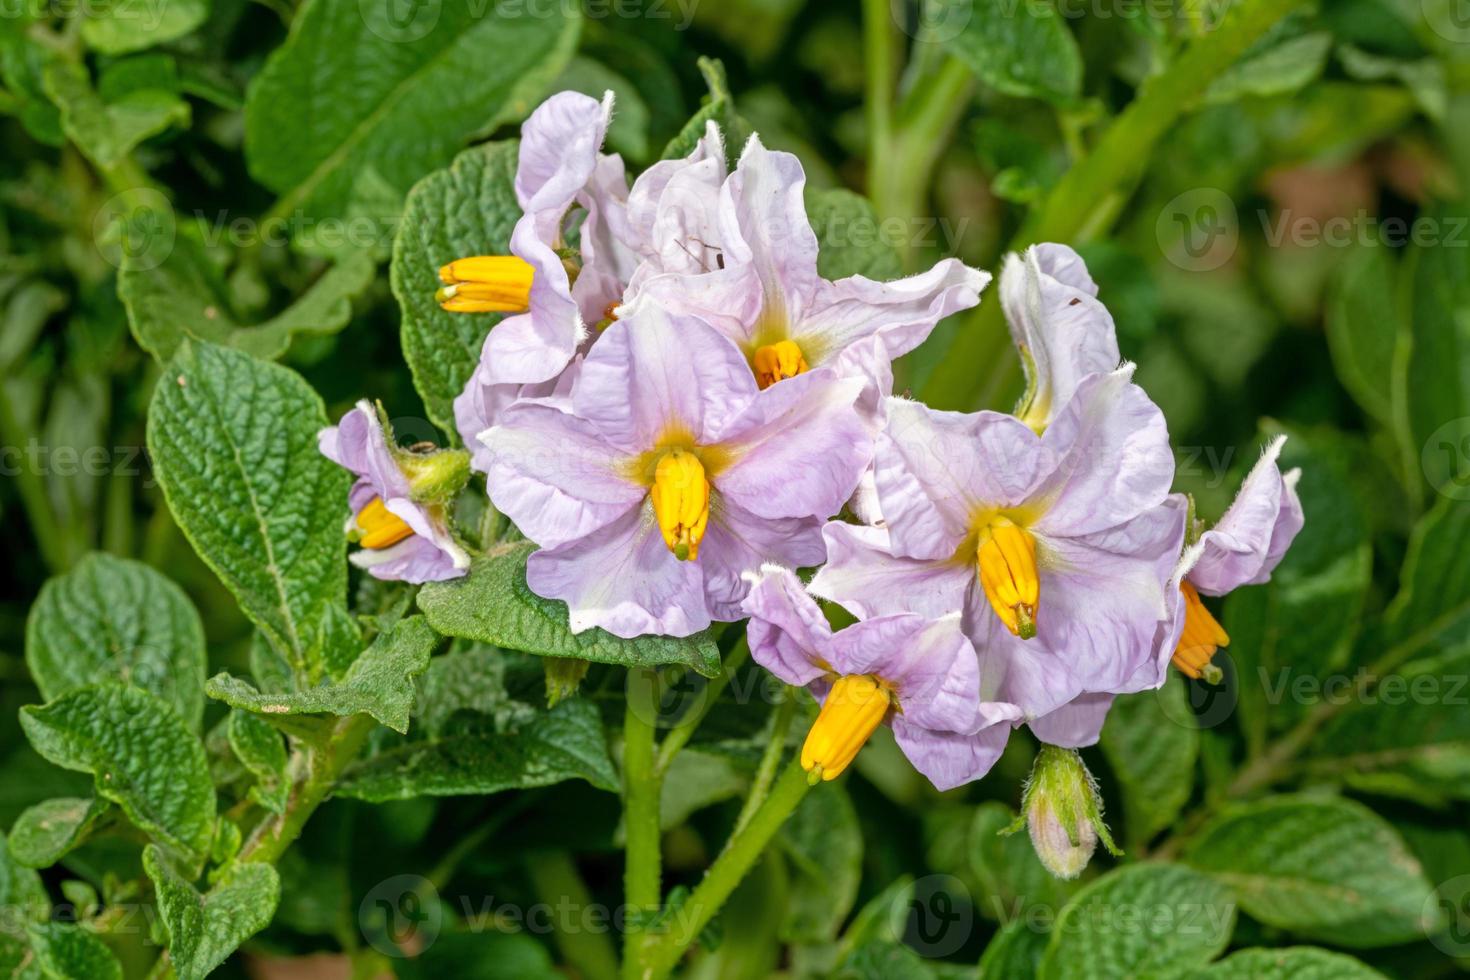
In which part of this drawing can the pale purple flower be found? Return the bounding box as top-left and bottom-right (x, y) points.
(1031, 436), (1304, 747)
(319, 401), (470, 584)
(635, 136), (989, 401)
(809, 366), (1179, 725)
(480, 299), (872, 638)
(744, 566), (1019, 791)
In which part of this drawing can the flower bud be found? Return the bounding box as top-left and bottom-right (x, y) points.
(395, 445), (471, 504)
(545, 656), (590, 707)
(1014, 745), (1118, 879)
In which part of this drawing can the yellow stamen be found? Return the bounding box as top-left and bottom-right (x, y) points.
(435, 256), (534, 313)
(356, 496), (414, 550)
(752, 340), (809, 389)
(801, 675), (892, 782)
(649, 450), (710, 561)
(977, 518), (1040, 639)
(1172, 581), (1229, 680)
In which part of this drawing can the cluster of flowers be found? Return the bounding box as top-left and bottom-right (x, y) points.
(319, 91), (1304, 793)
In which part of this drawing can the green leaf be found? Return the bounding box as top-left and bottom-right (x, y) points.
(147, 340), (351, 675)
(122, 228), (376, 363)
(1205, 24), (1333, 104)
(1193, 946), (1387, 978)
(0, 830), (50, 945)
(1405, 205), (1470, 488)
(26, 553), (207, 730)
(807, 189), (903, 283)
(658, 748), (746, 829)
(227, 710), (290, 814)
(1099, 676), (1198, 850)
(1183, 795), (1439, 947)
(1325, 243), (1399, 424)
(19, 684), (215, 863)
(1382, 496), (1470, 657)
(339, 697), (617, 800)
(206, 615), (438, 734)
(780, 782), (863, 943)
(417, 542), (722, 677)
(969, 802), (1076, 923)
(243, 0), (579, 238)
(390, 140), (520, 436)
(661, 57), (750, 166)
(144, 845), (280, 980)
(42, 60), (188, 169)
(26, 922), (121, 980)
(7, 797), (112, 869)
(1038, 864), (1234, 980)
(0, 16), (65, 146)
(979, 917), (1046, 980)
(80, 0), (208, 55)
(1306, 646), (1470, 804)
(940, 0), (1082, 104)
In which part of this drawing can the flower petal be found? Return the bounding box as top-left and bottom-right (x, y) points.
(319, 400), (410, 499)
(1027, 693), (1115, 748)
(1031, 366), (1174, 538)
(891, 717), (1012, 792)
(481, 401), (645, 549)
(515, 90), (613, 212)
(700, 502), (826, 622)
(624, 120), (726, 280)
(742, 564), (835, 688)
(714, 369), (870, 521)
(808, 522), (973, 620)
(574, 300), (758, 451)
(825, 614), (984, 734)
(526, 503), (709, 638)
(1001, 243), (1120, 428)
(718, 135), (820, 325)
(1189, 435), (1305, 594)
(351, 533), (467, 584)
(454, 355), (580, 473)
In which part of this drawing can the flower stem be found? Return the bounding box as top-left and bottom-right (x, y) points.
(639, 759), (812, 980)
(920, 0), (1313, 410)
(622, 697), (663, 979)
(527, 850), (619, 980)
(732, 691), (798, 836)
(654, 636), (750, 776)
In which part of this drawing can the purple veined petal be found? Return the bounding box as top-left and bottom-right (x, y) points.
(714, 368), (870, 521)
(481, 401), (646, 550)
(1015, 502), (1183, 705)
(717, 135), (820, 327)
(808, 522), (973, 620)
(319, 400), (411, 500)
(629, 262), (768, 352)
(1031, 366), (1174, 538)
(573, 300), (758, 452)
(824, 614), (984, 735)
(1001, 243), (1120, 429)
(971, 611), (1084, 722)
(1126, 580), (1190, 694)
(526, 503), (710, 638)
(700, 503), (826, 622)
(1190, 435), (1305, 594)
(515, 90), (613, 213)
(875, 399), (1049, 561)
(742, 564), (836, 688)
(350, 532), (467, 583)
(382, 494), (470, 570)
(453, 355), (580, 474)
(826, 334), (896, 425)
(797, 259), (990, 367)
(891, 715), (1012, 792)
(1027, 693), (1116, 748)
(573, 152), (639, 326)
(482, 216), (583, 387)
(624, 121), (726, 278)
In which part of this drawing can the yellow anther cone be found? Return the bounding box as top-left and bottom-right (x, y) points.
(435, 256), (534, 313)
(977, 519), (1040, 639)
(801, 674), (891, 782)
(356, 496), (414, 550)
(1172, 582), (1229, 680)
(650, 450), (710, 561)
(752, 340), (809, 389)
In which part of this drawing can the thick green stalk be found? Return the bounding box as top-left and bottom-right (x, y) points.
(639, 760), (812, 980)
(732, 692), (798, 836)
(527, 851), (619, 980)
(0, 381), (69, 571)
(622, 699), (663, 979)
(920, 0), (1313, 410)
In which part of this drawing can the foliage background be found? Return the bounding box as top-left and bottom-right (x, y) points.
(2, 0), (1470, 976)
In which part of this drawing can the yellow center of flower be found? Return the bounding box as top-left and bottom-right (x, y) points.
(752, 340), (809, 389)
(801, 674), (893, 783)
(356, 496), (414, 550)
(649, 449), (710, 561)
(435, 256), (535, 313)
(976, 517), (1040, 639)
(1172, 582), (1229, 682)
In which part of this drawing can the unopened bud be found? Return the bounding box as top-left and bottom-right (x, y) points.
(545, 657), (591, 707)
(1013, 745), (1119, 880)
(396, 446), (471, 504)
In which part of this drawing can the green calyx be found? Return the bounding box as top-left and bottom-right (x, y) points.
(1018, 745), (1120, 880)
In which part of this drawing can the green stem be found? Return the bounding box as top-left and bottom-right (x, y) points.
(655, 637), (750, 776)
(0, 381), (69, 571)
(238, 713), (376, 866)
(527, 851), (620, 980)
(732, 691), (798, 836)
(920, 0), (1312, 410)
(639, 760), (812, 980)
(622, 698), (662, 979)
